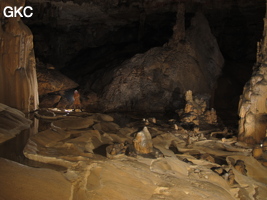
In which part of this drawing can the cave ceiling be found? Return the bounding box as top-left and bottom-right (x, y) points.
(23, 0), (265, 70)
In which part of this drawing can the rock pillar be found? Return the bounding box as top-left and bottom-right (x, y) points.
(238, 1), (267, 144)
(0, 0), (39, 112)
(168, 2), (185, 47)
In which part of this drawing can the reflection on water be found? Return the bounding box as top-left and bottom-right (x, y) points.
(108, 112), (177, 127)
(0, 111), (176, 172)
(0, 117), (66, 171)
(0, 128), (30, 164)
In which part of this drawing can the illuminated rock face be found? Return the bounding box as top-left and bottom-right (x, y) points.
(133, 127), (153, 154)
(238, 4), (267, 144)
(0, 0), (38, 113)
(37, 68), (79, 96)
(238, 64), (267, 144)
(178, 90), (217, 127)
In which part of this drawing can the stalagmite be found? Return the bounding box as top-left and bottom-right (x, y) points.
(238, 1), (267, 144)
(0, 0), (39, 113)
(178, 90), (217, 126)
(133, 127), (153, 154)
(99, 4), (223, 112)
(168, 2), (185, 47)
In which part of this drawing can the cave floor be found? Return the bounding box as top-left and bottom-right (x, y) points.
(0, 110), (267, 200)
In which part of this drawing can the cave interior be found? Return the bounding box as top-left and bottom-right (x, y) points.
(0, 0), (267, 200)
(23, 0), (264, 124)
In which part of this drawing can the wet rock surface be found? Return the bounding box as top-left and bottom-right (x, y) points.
(0, 104), (32, 143)
(0, 158), (72, 200)
(0, 108), (260, 200)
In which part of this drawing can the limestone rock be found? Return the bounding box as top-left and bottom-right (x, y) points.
(238, 8), (267, 144)
(95, 11), (223, 112)
(106, 142), (128, 158)
(19, 110), (267, 200)
(238, 66), (267, 144)
(39, 94), (61, 108)
(56, 97), (73, 109)
(234, 160), (247, 176)
(93, 113), (114, 122)
(227, 155), (267, 199)
(66, 130), (102, 153)
(133, 127), (153, 154)
(0, 0), (39, 112)
(80, 92), (99, 111)
(200, 153), (215, 163)
(0, 103), (32, 143)
(37, 67), (79, 96)
(205, 108), (218, 124)
(51, 117), (94, 130)
(93, 122), (120, 133)
(0, 158), (72, 200)
(178, 90), (217, 126)
(227, 169), (235, 186)
(252, 145), (263, 159)
(82, 158), (236, 200)
(167, 3), (185, 47)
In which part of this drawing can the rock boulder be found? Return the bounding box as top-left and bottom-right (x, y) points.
(97, 10), (223, 112)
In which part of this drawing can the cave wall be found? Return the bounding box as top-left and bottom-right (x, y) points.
(23, 0), (180, 69)
(0, 0), (39, 113)
(22, 0), (264, 70)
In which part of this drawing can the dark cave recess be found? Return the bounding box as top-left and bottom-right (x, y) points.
(22, 0), (265, 115)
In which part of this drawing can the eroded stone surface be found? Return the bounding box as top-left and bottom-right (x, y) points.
(93, 10), (223, 112)
(0, 158), (72, 200)
(51, 116), (95, 130)
(19, 110), (267, 199)
(238, 4), (267, 144)
(133, 126), (153, 154)
(178, 90), (218, 128)
(37, 67), (78, 96)
(0, 103), (32, 143)
(39, 94), (62, 108)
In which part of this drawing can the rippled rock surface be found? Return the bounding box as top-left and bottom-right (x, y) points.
(0, 103), (32, 143)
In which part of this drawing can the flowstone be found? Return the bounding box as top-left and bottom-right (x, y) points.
(133, 126), (153, 154)
(0, 0), (39, 112)
(178, 90), (218, 128)
(14, 109), (266, 200)
(238, 3), (267, 144)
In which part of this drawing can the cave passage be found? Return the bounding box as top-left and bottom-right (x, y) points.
(21, 1), (265, 122)
(1, 1), (267, 200)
